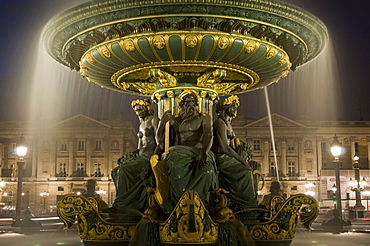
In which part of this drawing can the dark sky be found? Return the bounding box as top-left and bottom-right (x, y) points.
(0, 0), (369, 124)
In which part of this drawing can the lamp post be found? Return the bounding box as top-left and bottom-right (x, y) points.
(331, 134), (342, 219)
(40, 191), (49, 213)
(332, 184), (337, 209)
(12, 141), (27, 227)
(349, 155), (366, 218)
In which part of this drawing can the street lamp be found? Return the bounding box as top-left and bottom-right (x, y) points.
(0, 181), (6, 192)
(332, 184), (337, 209)
(349, 155), (366, 217)
(40, 191), (50, 213)
(12, 139), (27, 227)
(331, 134), (342, 219)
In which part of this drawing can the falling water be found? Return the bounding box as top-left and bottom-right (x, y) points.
(239, 39), (342, 122)
(25, 41), (142, 132)
(264, 87), (279, 182)
(13, 1), (141, 134)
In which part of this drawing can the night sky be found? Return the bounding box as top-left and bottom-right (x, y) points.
(0, 0), (369, 124)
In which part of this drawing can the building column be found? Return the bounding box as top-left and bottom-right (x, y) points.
(104, 137), (111, 177)
(51, 138), (57, 177)
(68, 138), (74, 176)
(263, 138), (269, 176)
(298, 138), (303, 177)
(351, 139), (356, 157)
(317, 138), (323, 175)
(31, 138), (38, 179)
(86, 137), (92, 175)
(281, 138), (287, 177)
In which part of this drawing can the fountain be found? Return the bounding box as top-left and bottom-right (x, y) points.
(43, 0), (327, 245)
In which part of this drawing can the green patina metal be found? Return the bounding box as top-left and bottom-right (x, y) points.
(44, 1), (325, 245)
(43, 0), (328, 96)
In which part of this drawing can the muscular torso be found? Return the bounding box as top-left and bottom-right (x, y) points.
(138, 115), (157, 154)
(178, 115), (204, 147)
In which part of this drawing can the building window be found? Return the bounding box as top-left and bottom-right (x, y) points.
(78, 141), (85, 151)
(95, 140), (102, 151)
(60, 143), (67, 151)
(270, 141), (277, 150)
(11, 143), (17, 154)
(94, 163), (102, 177)
(288, 161), (296, 177)
(269, 162), (277, 177)
(57, 163), (67, 177)
(321, 142), (326, 153)
(76, 162), (85, 177)
(253, 140), (261, 151)
(287, 139), (295, 150)
(355, 142), (359, 153)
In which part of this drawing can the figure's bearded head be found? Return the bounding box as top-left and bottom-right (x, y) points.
(179, 92), (198, 119)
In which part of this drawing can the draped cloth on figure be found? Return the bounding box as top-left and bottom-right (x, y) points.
(165, 145), (218, 204)
(216, 153), (258, 212)
(111, 152), (153, 212)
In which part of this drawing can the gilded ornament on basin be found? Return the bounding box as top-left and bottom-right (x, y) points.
(153, 35), (165, 49)
(185, 34), (198, 48)
(218, 36), (230, 49)
(121, 39), (135, 52)
(99, 45), (112, 58)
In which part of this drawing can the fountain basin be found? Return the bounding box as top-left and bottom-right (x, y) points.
(43, 0), (328, 96)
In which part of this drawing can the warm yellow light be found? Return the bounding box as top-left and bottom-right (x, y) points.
(40, 191), (49, 197)
(331, 135), (341, 158)
(16, 146), (27, 157)
(353, 155), (360, 161)
(362, 177), (367, 187)
(332, 184), (337, 193)
(349, 178), (354, 187)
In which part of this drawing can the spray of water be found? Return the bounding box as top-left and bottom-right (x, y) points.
(264, 87), (279, 182)
(240, 39), (342, 122)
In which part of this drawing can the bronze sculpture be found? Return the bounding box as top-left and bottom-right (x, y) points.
(212, 95), (259, 213)
(110, 99), (159, 213)
(156, 91), (217, 208)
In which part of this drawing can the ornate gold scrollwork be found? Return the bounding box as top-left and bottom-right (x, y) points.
(153, 35), (166, 49)
(218, 36), (230, 49)
(85, 52), (96, 64)
(120, 82), (156, 95)
(99, 45), (112, 58)
(159, 191), (218, 244)
(120, 39), (135, 52)
(197, 69), (227, 88)
(266, 47), (278, 59)
(149, 69), (177, 88)
(57, 194), (136, 242)
(185, 34), (198, 48)
(278, 54), (289, 65)
(210, 188), (235, 223)
(245, 40), (260, 53)
(246, 194), (318, 242)
(214, 82), (250, 95)
(79, 61), (89, 77)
